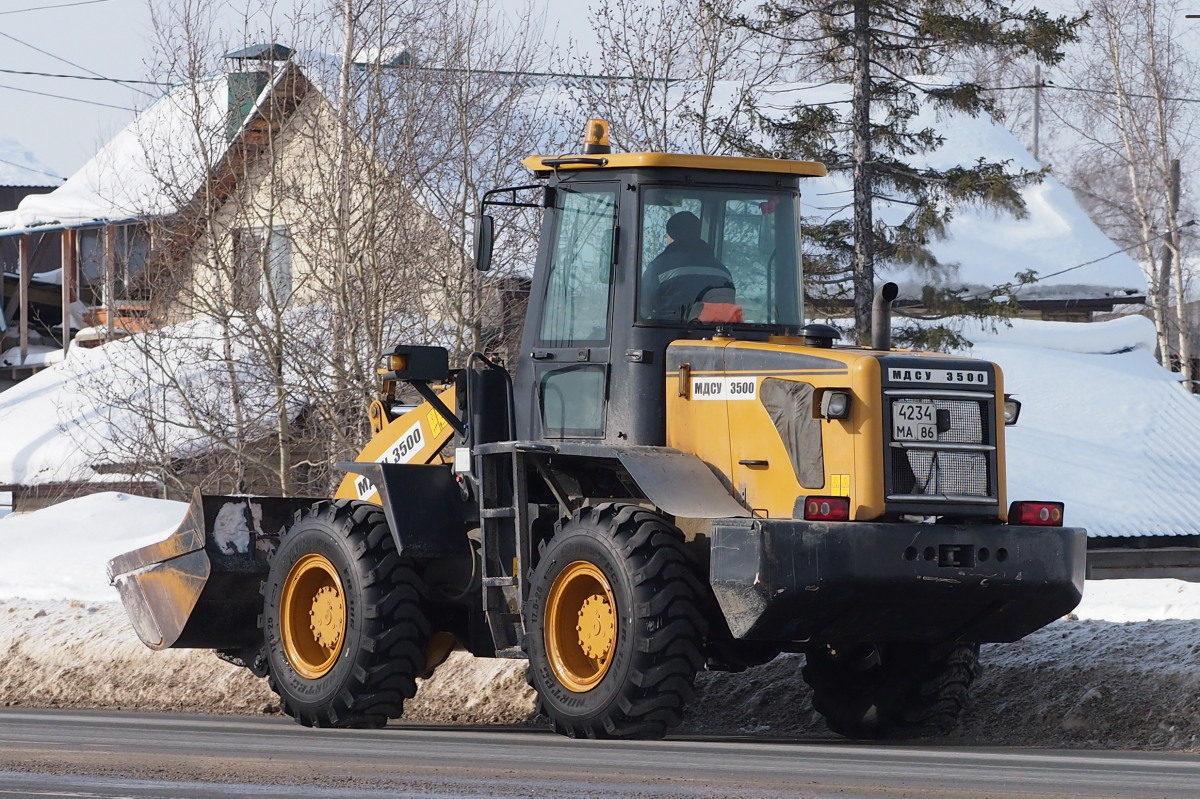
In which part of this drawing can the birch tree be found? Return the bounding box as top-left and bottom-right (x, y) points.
(1053, 0), (1197, 378)
(567, 0), (789, 155)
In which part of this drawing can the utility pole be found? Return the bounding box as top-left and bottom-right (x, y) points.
(1165, 159), (1193, 388)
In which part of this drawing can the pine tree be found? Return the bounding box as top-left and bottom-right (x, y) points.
(738, 1), (1085, 343)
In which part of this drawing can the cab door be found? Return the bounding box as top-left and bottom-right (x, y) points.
(528, 184), (619, 440)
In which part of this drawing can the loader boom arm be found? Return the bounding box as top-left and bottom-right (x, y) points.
(334, 385), (459, 503)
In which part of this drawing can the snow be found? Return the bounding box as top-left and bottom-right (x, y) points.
(0, 74), (236, 234)
(0, 317), (311, 487)
(0, 492), (187, 601)
(0, 135), (61, 187)
(0, 344), (63, 369)
(960, 315), (1200, 538)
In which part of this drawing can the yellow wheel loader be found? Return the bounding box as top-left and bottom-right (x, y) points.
(108, 120), (1085, 739)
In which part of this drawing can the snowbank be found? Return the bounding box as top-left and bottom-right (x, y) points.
(0, 595), (1196, 750)
(1, 494), (1199, 749)
(0, 493), (187, 601)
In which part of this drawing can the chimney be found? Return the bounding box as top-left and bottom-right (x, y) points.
(224, 43), (294, 141)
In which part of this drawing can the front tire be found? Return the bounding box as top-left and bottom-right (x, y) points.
(262, 500), (429, 728)
(524, 504), (705, 739)
(802, 641), (979, 739)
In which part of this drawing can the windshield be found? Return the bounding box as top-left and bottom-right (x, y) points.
(639, 186), (803, 327)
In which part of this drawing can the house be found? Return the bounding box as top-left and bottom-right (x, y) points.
(0, 137), (62, 387)
(0, 44), (538, 509)
(0, 44), (524, 388)
(0, 47), (310, 382)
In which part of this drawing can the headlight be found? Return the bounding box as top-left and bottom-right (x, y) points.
(820, 390), (852, 420)
(1003, 396), (1021, 425)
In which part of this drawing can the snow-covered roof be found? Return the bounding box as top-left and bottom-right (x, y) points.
(965, 314), (1198, 538)
(0, 74), (238, 235)
(0, 135), (61, 188)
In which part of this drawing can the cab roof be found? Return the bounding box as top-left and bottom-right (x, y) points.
(521, 152), (827, 178)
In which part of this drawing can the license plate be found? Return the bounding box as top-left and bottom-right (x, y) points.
(892, 400), (938, 442)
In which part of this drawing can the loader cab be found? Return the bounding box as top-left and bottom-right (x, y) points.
(479, 127), (825, 446)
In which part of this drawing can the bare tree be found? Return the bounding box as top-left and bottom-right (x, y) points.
(566, 0), (789, 155)
(1052, 0), (1198, 376)
(66, 0), (554, 498)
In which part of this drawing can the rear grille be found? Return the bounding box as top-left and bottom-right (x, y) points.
(886, 392), (996, 506)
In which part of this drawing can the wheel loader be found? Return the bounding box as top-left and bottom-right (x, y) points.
(108, 119), (1085, 740)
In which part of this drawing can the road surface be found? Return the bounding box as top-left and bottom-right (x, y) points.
(0, 708), (1196, 798)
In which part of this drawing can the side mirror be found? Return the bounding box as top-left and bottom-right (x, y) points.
(474, 214), (494, 272)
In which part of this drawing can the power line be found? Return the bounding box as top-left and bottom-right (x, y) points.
(985, 80), (1200, 105)
(0, 81), (135, 111)
(0, 0), (111, 14)
(0, 29), (155, 97)
(1030, 220), (1197, 284)
(0, 156), (63, 182)
(0, 66), (167, 86)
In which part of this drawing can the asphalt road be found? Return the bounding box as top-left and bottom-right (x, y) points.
(0, 708), (1196, 798)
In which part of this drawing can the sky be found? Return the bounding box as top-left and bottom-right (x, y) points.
(0, 0), (591, 180)
(0, 0), (155, 180)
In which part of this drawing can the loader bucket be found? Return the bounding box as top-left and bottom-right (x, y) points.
(106, 491), (317, 651)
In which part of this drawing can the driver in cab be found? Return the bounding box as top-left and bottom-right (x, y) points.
(641, 211), (741, 323)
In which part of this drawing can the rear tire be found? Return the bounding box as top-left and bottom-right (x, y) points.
(262, 499), (429, 728)
(524, 503), (705, 739)
(802, 641), (979, 739)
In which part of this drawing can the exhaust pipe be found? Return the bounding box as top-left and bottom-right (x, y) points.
(871, 282), (899, 351)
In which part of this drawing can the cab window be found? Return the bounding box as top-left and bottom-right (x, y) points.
(539, 187), (618, 345)
(639, 187), (802, 327)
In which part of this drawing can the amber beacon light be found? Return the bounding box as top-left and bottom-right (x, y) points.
(582, 118), (611, 154)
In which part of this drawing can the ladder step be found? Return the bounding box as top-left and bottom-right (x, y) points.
(483, 576), (517, 587)
(480, 507), (516, 519)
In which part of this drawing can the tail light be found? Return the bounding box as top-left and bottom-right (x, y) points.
(1008, 501), (1064, 526)
(803, 496), (850, 521)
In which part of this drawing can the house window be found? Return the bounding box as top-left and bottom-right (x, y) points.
(78, 224), (151, 303)
(233, 226), (292, 308)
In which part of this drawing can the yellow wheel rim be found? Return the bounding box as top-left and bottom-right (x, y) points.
(544, 561), (617, 692)
(280, 553), (346, 679)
